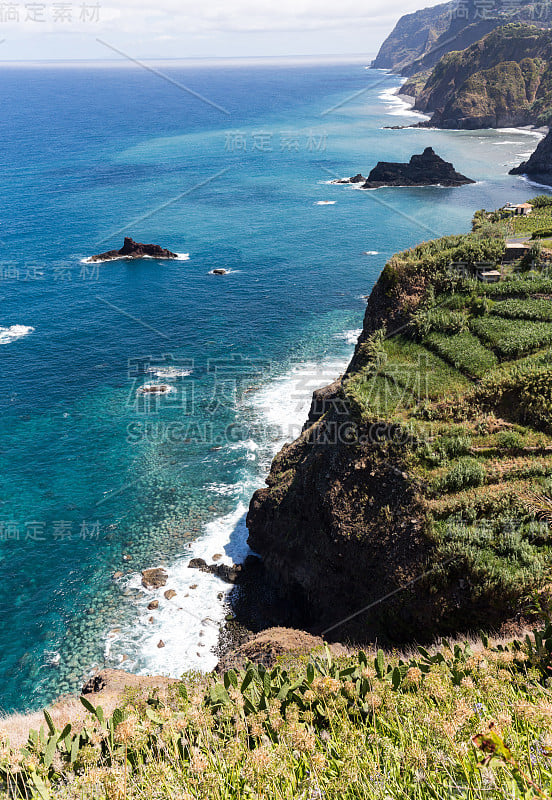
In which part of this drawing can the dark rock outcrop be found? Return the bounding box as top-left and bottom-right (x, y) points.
(510, 129), (552, 184)
(333, 173), (366, 185)
(90, 237), (178, 262)
(359, 147), (474, 188)
(188, 557), (242, 584)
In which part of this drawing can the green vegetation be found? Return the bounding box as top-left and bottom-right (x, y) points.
(470, 316), (552, 358)
(342, 210), (552, 625)
(410, 24), (552, 128)
(4, 627), (552, 799)
(492, 297), (552, 322)
(425, 330), (498, 378)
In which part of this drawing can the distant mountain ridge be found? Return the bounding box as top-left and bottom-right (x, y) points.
(373, 0), (552, 76)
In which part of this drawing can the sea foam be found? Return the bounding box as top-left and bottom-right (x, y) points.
(0, 325), (34, 345)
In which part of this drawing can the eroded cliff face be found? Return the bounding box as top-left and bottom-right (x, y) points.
(245, 267), (449, 645)
(246, 401), (432, 643)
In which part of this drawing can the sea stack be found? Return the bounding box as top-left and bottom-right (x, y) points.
(361, 147), (475, 188)
(89, 237), (179, 262)
(510, 130), (552, 185)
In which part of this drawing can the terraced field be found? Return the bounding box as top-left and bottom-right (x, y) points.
(344, 228), (552, 612)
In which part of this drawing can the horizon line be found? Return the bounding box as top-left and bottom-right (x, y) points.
(0, 52), (376, 68)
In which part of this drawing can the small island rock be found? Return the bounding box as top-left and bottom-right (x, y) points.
(89, 237), (179, 263)
(336, 148), (474, 189)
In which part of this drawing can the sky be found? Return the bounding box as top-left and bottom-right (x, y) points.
(0, 0), (445, 62)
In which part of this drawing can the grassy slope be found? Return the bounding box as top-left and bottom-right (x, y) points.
(3, 626), (552, 798)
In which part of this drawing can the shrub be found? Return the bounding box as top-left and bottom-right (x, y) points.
(469, 293), (492, 317)
(438, 457), (486, 493)
(531, 227), (552, 239)
(411, 308), (467, 338)
(491, 297), (552, 322)
(530, 194), (552, 208)
(441, 434), (472, 458)
(495, 430), (525, 450)
(470, 316), (552, 358)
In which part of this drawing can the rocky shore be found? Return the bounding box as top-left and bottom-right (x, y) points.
(510, 127), (552, 184)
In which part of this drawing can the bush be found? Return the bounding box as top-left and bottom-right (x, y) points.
(470, 316), (552, 358)
(441, 434), (472, 458)
(491, 297), (552, 322)
(495, 430), (525, 450)
(531, 228), (552, 239)
(411, 307), (467, 338)
(530, 194), (552, 208)
(438, 457), (486, 493)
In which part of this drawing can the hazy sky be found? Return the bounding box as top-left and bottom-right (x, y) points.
(0, 0), (444, 61)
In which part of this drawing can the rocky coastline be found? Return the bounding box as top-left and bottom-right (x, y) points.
(510, 127), (552, 184)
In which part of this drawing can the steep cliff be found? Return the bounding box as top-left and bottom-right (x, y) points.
(247, 224), (552, 646)
(371, 0), (453, 72)
(411, 24), (552, 128)
(511, 127), (552, 182)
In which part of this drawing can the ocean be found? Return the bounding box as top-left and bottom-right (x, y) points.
(0, 58), (545, 712)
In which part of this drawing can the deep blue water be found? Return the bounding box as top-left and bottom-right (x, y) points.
(0, 59), (546, 711)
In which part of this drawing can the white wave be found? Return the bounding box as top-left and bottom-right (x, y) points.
(111, 503), (252, 676)
(378, 87), (430, 119)
(249, 358), (349, 445)
(315, 200), (336, 205)
(0, 325), (34, 345)
(113, 351), (357, 677)
(338, 329), (362, 345)
(499, 127), (544, 138)
(363, 250), (379, 255)
(146, 367), (193, 379)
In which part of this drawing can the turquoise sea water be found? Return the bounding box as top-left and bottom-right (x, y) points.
(0, 59), (546, 712)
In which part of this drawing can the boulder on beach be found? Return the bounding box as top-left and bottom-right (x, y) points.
(89, 237), (179, 262)
(141, 568), (168, 589)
